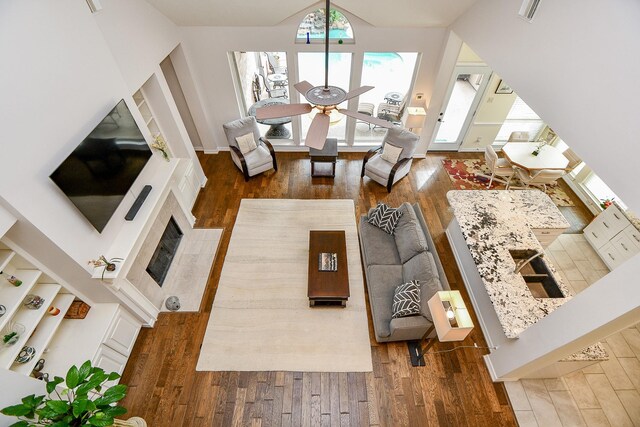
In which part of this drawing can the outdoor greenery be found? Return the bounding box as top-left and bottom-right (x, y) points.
(1, 361), (127, 427)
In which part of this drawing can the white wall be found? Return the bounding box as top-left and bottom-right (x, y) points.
(0, 0), (189, 301)
(451, 0), (640, 212)
(179, 7), (447, 154)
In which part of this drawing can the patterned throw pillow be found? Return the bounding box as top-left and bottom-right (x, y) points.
(368, 203), (403, 234)
(392, 281), (421, 319)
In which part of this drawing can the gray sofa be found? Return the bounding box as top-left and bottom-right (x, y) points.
(359, 203), (450, 342)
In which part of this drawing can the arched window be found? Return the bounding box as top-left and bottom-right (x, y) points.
(296, 8), (354, 43)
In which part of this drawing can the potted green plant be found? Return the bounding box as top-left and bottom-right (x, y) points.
(1, 360), (128, 426)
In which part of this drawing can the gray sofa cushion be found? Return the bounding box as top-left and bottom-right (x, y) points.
(402, 251), (443, 321)
(393, 203), (429, 263)
(359, 219), (401, 266)
(402, 251), (439, 283)
(366, 264), (403, 338)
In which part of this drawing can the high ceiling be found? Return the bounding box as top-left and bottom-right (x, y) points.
(143, 0), (478, 27)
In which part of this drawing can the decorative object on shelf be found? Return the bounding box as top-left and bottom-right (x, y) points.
(89, 255), (124, 279)
(600, 198), (615, 210)
(32, 370), (49, 382)
(47, 306), (60, 316)
(0, 304), (5, 317)
(165, 296), (181, 311)
(531, 140), (549, 156)
(2, 322), (25, 347)
(1, 360), (132, 427)
(15, 345), (36, 364)
(33, 358), (45, 372)
(151, 133), (170, 161)
(495, 79), (514, 94)
(64, 299), (91, 319)
(22, 294), (45, 310)
(0, 271), (23, 286)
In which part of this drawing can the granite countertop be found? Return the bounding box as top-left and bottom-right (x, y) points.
(447, 190), (607, 361)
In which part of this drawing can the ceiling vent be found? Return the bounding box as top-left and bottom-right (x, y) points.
(519, 0), (541, 22)
(86, 0), (102, 13)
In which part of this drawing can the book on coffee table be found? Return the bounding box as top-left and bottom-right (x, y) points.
(318, 252), (337, 272)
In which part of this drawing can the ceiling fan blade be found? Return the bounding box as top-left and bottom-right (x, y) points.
(344, 86), (374, 101)
(338, 108), (396, 129)
(294, 81), (314, 96)
(255, 103), (312, 120)
(305, 113), (330, 150)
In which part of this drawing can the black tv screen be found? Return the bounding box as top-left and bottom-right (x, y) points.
(50, 99), (152, 233)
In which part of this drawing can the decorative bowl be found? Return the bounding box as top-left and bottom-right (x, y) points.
(2, 322), (25, 348)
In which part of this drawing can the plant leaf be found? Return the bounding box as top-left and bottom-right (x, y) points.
(66, 365), (80, 389)
(47, 377), (65, 395)
(103, 384), (127, 399)
(88, 412), (114, 427)
(103, 405), (127, 417)
(78, 360), (92, 384)
(107, 372), (121, 381)
(45, 400), (70, 415)
(8, 421), (29, 427)
(72, 399), (90, 418)
(1, 404), (32, 417)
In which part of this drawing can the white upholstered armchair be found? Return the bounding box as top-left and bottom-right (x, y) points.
(361, 128), (419, 192)
(222, 117), (277, 181)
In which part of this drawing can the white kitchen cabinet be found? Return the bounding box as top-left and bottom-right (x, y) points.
(584, 204), (640, 270)
(103, 308), (140, 357)
(94, 344), (129, 376)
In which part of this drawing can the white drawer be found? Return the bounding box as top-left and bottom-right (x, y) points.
(93, 344), (128, 378)
(104, 308), (141, 357)
(600, 205), (630, 236)
(612, 232), (639, 261)
(584, 221), (610, 249)
(599, 243), (622, 270)
(623, 225), (640, 250)
(532, 228), (565, 248)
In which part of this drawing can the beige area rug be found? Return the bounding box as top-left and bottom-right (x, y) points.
(196, 199), (373, 372)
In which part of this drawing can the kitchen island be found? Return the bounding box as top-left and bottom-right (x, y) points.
(446, 190), (607, 378)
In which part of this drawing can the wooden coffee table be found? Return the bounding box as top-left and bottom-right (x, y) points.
(308, 230), (350, 307)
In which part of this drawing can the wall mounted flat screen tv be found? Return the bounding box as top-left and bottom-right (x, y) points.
(50, 99), (152, 233)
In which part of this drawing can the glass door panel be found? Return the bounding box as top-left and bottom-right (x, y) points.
(431, 66), (491, 150)
(231, 52), (292, 141)
(298, 52), (352, 142)
(355, 52), (418, 145)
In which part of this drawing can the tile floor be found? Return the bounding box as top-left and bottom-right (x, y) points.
(506, 234), (640, 426)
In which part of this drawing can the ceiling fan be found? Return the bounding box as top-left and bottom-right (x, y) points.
(255, 0), (394, 150)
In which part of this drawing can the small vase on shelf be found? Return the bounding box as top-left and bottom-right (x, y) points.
(0, 271), (22, 287)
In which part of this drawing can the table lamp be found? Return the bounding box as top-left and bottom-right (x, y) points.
(405, 107), (427, 132)
(408, 290), (474, 366)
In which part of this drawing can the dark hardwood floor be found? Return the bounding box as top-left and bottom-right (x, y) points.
(120, 151), (593, 426)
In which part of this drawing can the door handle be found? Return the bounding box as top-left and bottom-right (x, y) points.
(437, 118), (444, 123)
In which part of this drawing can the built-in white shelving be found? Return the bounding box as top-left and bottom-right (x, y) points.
(0, 283), (61, 368)
(0, 269), (42, 332)
(12, 293), (75, 375)
(0, 249), (16, 271)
